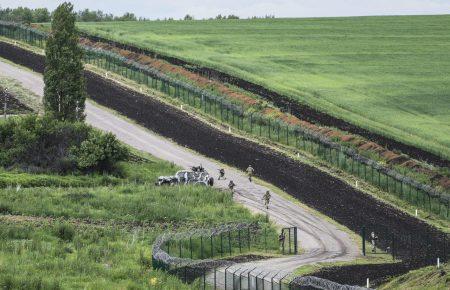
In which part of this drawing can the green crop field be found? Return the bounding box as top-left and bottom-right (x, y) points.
(78, 15), (450, 160)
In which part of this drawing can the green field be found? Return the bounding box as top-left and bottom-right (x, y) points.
(78, 15), (450, 159)
(379, 263), (450, 290)
(0, 149), (275, 289)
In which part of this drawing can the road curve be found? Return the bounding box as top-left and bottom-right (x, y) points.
(0, 59), (359, 283)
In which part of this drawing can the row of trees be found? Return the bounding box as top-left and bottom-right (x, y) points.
(0, 6), (275, 24)
(0, 6), (140, 24)
(0, 7), (51, 24)
(183, 14), (240, 21)
(182, 14), (275, 21)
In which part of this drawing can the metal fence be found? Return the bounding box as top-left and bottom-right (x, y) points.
(151, 223), (292, 288)
(0, 21), (46, 48)
(360, 226), (449, 266)
(0, 21), (448, 220)
(81, 42), (450, 220)
(151, 223), (367, 290)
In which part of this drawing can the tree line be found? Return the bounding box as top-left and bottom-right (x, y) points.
(0, 6), (275, 24)
(0, 6), (141, 24)
(180, 14), (275, 21)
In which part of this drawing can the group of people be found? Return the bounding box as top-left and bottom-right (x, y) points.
(218, 165), (271, 209)
(218, 164), (381, 253)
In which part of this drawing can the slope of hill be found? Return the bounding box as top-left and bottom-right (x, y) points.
(78, 15), (450, 160)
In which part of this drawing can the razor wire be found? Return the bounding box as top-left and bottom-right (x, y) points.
(290, 276), (371, 290)
(90, 36), (449, 205)
(0, 21), (448, 218)
(152, 222), (259, 269)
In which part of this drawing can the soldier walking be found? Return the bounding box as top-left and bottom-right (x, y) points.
(246, 165), (254, 182)
(370, 232), (378, 253)
(228, 180), (236, 197)
(218, 168), (226, 180)
(263, 190), (271, 209)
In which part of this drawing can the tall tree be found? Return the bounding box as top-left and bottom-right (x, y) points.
(33, 8), (51, 23)
(44, 2), (85, 121)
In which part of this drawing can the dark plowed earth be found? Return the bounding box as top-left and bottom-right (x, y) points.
(82, 34), (449, 168)
(1, 41), (448, 285)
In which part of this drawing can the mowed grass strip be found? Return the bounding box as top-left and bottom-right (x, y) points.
(78, 15), (450, 159)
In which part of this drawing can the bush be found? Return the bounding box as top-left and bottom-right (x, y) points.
(0, 115), (128, 173)
(55, 223), (75, 241)
(71, 130), (128, 172)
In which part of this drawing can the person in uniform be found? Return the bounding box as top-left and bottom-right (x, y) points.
(218, 168), (226, 180)
(263, 190), (271, 209)
(370, 231), (378, 253)
(228, 180), (236, 197)
(278, 231), (286, 249)
(246, 165), (254, 182)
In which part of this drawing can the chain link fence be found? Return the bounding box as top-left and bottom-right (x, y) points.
(151, 223), (368, 290)
(80, 40), (450, 221)
(360, 226), (449, 266)
(152, 222), (286, 287)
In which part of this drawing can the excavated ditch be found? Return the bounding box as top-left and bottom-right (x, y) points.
(0, 41), (448, 286)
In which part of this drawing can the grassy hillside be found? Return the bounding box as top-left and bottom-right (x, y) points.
(379, 263), (450, 290)
(78, 15), (450, 159)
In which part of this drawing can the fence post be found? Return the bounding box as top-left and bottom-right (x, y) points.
(239, 229), (242, 253)
(392, 233), (395, 261)
(264, 227), (267, 252)
(211, 235), (214, 258)
(361, 226), (366, 256)
(247, 226), (250, 251)
(203, 267), (206, 290)
(228, 231), (232, 256)
(201, 236), (204, 259)
(294, 227), (298, 254)
(288, 228), (292, 254)
(221, 232), (224, 257)
(212, 267), (216, 290)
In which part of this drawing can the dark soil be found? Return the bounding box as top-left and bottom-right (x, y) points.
(0, 41), (45, 73)
(1, 40), (448, 286)
(81, 34), (449, 168)
(309, 262), (411, 288)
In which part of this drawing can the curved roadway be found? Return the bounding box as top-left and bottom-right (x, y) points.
(0, 59), (360, 285)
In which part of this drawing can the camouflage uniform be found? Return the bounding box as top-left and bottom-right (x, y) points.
(246, 165), (254, 182)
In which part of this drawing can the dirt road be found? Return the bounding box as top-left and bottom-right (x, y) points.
(0, 59), (359, 283)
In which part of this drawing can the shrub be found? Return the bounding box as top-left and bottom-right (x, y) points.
(55, 223), (75, 241)
(0, 115), (128, 173)
(71, 130), (129, 172)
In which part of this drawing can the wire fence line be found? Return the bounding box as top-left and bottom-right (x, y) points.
(360, 226), (449, 266)
(0, 21), (448, 221)
(151, 222), (368, 290)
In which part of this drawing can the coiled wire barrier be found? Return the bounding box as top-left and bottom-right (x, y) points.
(290, 276), (371, 290)
(1, 21), (448, 219)
(152, 222), (369, 289)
